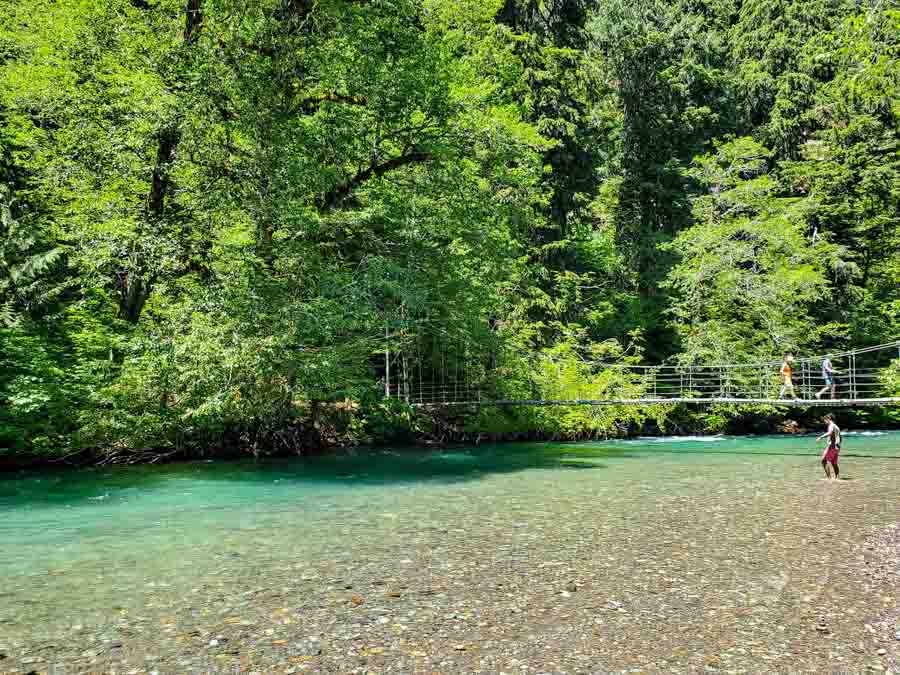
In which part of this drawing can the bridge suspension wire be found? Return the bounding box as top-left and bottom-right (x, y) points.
(586, 339), (900, 370)
(386, 339), (900, 408)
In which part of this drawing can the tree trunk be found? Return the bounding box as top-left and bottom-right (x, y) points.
(118, 270), (152, 323)
(148, 127), (178, 216)
(185, 0), (203, 43)
(117, 3), (202, 322)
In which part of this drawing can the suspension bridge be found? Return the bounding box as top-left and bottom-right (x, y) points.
(385, 340), (900, 408)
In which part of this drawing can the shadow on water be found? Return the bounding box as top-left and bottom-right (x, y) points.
(0, 444), (630, 508)
(2, 434), (896, 509)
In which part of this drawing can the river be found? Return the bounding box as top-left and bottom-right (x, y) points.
(1, 433), (898, 672)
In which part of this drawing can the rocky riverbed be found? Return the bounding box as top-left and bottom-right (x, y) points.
(1, 440), (898, 674)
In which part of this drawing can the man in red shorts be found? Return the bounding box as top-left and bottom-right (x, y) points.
(816, 414), (842, 480)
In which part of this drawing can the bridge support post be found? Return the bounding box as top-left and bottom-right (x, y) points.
(385, 331), (390, 399)
(802, 360), (808, 399)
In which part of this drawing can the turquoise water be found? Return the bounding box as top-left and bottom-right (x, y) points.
(1, 432), (898, 650)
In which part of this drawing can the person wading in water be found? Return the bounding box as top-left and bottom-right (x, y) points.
(816, 414), (842, 480)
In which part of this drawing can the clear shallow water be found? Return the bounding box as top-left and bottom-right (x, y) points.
(1, 433), (898, 646)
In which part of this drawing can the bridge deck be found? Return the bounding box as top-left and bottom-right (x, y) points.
(413, 397), (900, 408)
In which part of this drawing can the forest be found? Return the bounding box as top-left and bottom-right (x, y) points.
(0, 0), (898, 464)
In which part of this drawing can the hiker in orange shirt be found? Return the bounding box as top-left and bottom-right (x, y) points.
(779, 354), (797, 399)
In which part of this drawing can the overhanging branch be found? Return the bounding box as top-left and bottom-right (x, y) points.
(318, 151), (432, 211)
(297, 93), (367, 113)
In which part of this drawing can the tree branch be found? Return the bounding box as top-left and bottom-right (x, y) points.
(283, 0), (371, 26)
(296, 93), (367, 114)
(318, 151), (432, 211)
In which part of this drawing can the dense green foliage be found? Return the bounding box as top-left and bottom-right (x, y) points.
(0, 0), (898, 462)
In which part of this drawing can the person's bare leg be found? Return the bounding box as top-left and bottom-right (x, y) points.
(831, 461), (839, 480)
(822, 459), (831, 479)
(830, 384), (837, 399)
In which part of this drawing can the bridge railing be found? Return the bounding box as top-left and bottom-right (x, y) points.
(386, 340), (900, 405)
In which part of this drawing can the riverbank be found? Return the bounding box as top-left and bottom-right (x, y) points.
(1, 435), (898, 673)
(2, 400), (898, 472)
